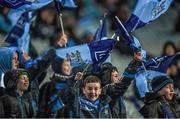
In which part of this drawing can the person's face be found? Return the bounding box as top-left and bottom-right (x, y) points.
(111, 70), (120, 84)
(165, 45), (175, 55)
(167, 65), (178, 76)
(12, 52), (19, 69)
(41, 9), (55, 24)
(16, 75), (29, 92)
(61, 60), (72, 75)
(83, 82), (102, 101)
(158, 83), (174, 101)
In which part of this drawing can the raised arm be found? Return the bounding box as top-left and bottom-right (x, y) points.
(103, 59), (142, 98)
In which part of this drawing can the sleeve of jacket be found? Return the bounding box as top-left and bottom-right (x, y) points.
(27, 49), (56, 82)
(104, 76), (133, 98)
(0, 98), (5, 117)
(104, 59), (142, 98)
(140, 102), (161, 118)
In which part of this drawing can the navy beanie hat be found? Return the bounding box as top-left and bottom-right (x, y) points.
(151, 75), (173, 93)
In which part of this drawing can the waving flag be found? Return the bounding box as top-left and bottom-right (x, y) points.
(93, 17), (108, 42)
(135, 70), (166, 97)
(54, 0), (77, 14)
(142, 53), (179, 73)
(115, 16), (146, 61)
(5, 12), (35, 53)
(56, 39), (116, 72)
(88, 39), (116, 72)
(0, 0), (32, 9)
(116, 0), (173, 34)
(0, 0), (53, 11)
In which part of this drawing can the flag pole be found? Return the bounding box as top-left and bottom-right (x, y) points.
(59, 13), (64, 35)
(115, 15), (152, 92)
(58, 13), (66, 47)
(0, 34), (8, 46)
(73, 63), (91, 88)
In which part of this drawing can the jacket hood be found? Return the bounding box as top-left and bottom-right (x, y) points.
(96, 62), (118, 87)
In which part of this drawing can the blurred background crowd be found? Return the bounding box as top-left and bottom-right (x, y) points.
(0, 0), (180, 117)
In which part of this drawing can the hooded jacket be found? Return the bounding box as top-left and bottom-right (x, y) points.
(0, 69), (33, 118)
(56, 59), (141, 118)
(0, 48), (14, 88)
(140, 93), (180, 118)
(56, 76), (133, 118)
(99, 63), (127, 118)
(38, 57), (76, 117)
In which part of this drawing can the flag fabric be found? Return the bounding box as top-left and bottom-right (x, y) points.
(0, 0), (52, 11)
(116, 0), (173, 34)
(115, 16), (147, 61)
(0, 0), (32, 9)
(0, 0), (77, 12)
(135, 70), (166, 98)
(54, 0), (77, 14)
(58, 0), (77, 8)
(56, 44), (92, 68)
(56, 39), (116, 72)
(88, 39), (116, 72)
(5, 11), (35, 53)
(7, 9), (24, 27)
(93, 17), (108, 42)
(135, 70), (149, 98)
(142, 53), (178, 73)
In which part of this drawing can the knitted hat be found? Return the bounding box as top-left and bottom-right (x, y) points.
(4, 69), (30, 90)
(51, 56), (64, 74)
(151, 75), (173, 93)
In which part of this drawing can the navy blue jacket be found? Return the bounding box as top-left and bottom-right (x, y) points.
(57, 76), (133, 118)
(140, 93), (180, 118)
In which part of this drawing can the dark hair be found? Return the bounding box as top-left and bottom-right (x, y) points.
(162, 41), (177, 56)
(83, 75), (101, 88)
(4, 69), (30, 90)
(111, 66), (118, 73)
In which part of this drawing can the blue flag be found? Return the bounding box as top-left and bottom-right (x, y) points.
(0, 0), (32, 9)
(115, 16), (146, 61)
(54, 0), (77, 14)
(56, 39), (115, 72)
(135, 70), (167, 98)
(116, 0), (173, 34)
(5, 11), (35, 53)
(0, 0), (53, 11)
(93, 17), (108, 42)
(88, 39), (116, 72)
(56, 44), (92, 68)
(142, 53), (178, 73)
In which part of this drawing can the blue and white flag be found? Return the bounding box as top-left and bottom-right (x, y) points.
(93, 17), (108, 42)
(0, 0), (32, 9)
(0, 0), (52, 11)
(5, 11), (35, 53)
(115, 16), (147, 61)
(56, 39), (116, 72)
(142, 53), (178, 73)
(54, 0), (77, 14)
(88, 39), (116, 72)
(116, 0), (173, 34)
(0, 0), (77, 12)
(135, 70), (166, 98)
(56, 44), (92, 68)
